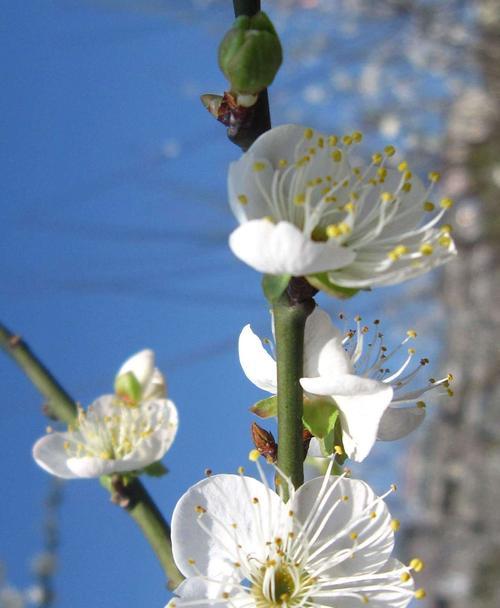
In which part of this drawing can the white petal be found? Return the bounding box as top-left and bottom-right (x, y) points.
(303, 308), (351, 378)
(377, 405), (425, 441)
(173, 576), (228, 605)
(143, 367), (167, 400)
(315, 559), (414, 608)
(238, 324), (277, 393)
(66, 456), (116, 478)
(117, 349), (155, 390)
(89, 394), (119, 417)
(32, 433), (80, 479)
(300, 373), (388, 397)
(293, 476), (394, 578)
(229, 220), (356, 276)
(171, 474), (283, 581)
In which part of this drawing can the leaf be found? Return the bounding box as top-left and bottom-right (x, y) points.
(306, 272), (360, 299)
(250, 395), (278, 418)
(262, 274), (290, 302)
(302, 398), (339, 439)
(143, 461), (168, 478)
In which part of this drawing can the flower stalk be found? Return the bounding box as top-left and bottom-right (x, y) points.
(0, 321), (183, 590)
(272, 279), (316, 497)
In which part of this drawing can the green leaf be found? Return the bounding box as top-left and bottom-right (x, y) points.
(262, 274), (290, 302)
(250, 395), (278, 418)
(143, 461), (168, 478)
(302, 398), (339, 439)
(306, 272), (360, 300)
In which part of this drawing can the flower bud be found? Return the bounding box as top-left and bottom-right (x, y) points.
(218, 11), (283, 96)
(251, 422), (277, 462)
(114, 371), (142, 406)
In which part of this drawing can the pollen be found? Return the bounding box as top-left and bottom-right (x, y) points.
(410, 558), (425, 572)
(352, 131), (363, 142)
(317, 137), (324, 148)
(369, 511), (377, 519)
(278, 159), (288, 169)
(342, 135), (353, 146)
(334, 445), (344, 455)
(391, 519), (401, 532)
(381, 192), (394, 203)
(326, 224), (342, 238)
(372, 153), (383, 165)
(304, 127), (314, 140)
(400, 572), (411, 582)
(417, 401), (426, 408)
(331, 150), (343, 162)
(377, 167), (387, 179)
(428, 171), (441, 182)
(423, 201), (435, 212)
(439, 234), (452, 247)
(350, 532), (358, 540)
(398, 161), (408, 172)
(402, 182), (412, 193)
(344, 202), (356, 213)
(249, 449), (260, 462)
(328, 135), (338, 146)
(420, 243), (434, 256)
(294, 193), (306, 206)
(440, 224), (452, 233)
(252, 497), (259, 504)
(237, 194), (248, 205)
(384, 145), (396, 157)
(440, 197), (454, 209)
(253, 162), (266, 172)
(195, 505), (206, 514)
(407, 329), (417, 338)
(415, 589), (427, 600)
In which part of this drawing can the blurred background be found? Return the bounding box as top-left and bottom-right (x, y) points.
(1, 1), (499, 607)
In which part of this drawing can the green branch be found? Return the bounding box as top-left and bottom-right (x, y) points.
(0, 321), (184, 590)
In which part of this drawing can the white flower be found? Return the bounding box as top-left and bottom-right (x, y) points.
(228, 124), (456, 287)
(239, 308), (451, 462)
(168, 459), (419, 608)
(115, 349), (167, 402)
(33, 394), (178, 479)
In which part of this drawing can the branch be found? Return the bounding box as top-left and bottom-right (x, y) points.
(0, 320), (184, 590)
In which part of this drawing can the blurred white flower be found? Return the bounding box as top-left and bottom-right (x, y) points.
(228, 125), (456, 288)
(239, 307), (452, 462)
(169, 459), (418, 608)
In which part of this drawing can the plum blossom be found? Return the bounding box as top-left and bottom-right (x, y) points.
(228, 124), (456, 287)
(239, 307), (451, 462)
(168, 457), (421, 608)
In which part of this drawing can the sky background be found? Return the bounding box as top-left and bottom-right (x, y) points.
(0, 1), (459, 606)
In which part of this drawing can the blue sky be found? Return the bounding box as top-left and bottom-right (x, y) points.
(0, 2), (451, 606)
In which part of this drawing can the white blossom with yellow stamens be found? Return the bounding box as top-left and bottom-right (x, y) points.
(239, 307), (452, 462)
(228, 124), (456, 286)
(168, 456), (422, 608)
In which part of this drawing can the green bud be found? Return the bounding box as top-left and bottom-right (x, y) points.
(218, 11), (283, 95)
(114, 371), (142, 406)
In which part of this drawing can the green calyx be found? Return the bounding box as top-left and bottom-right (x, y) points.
(305, 272), (360, 299)
(218, 11), (283, 95)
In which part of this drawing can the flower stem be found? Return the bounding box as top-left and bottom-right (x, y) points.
(0, 320), (184, 590)
(272, 279), (316, 498)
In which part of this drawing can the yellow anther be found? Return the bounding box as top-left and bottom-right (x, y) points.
(439, 235), (452, 247)
(381, 192), (394, 203)
(407, 329), (417, 338)
(404, 171), (412, 181)
(352, 131), (363, 142)
(325, 196), (337, 203)
(377, 167), (387, 179)
(222, 593), (230, 599)
(410, 558), (425, 572)
(342, 135), (353, 146)
(331, 150), (343, 162)
(447, 373), (454, 382)
(195, 505), (207, 514)
(391, 519), (401, 532)
(391, 483), (397, 492)
(423, 201), (435, 212)
(416, 401), (426, 408)
(188, 558), (196, 565)
(308, 147), (316, 156)
(368, 178), (378, 186)
(440, 197), (454, 209)
(234, 562), (241, 568)
(370, 511), (377, 519)
(328, 135), (338, 146)
(253, 161), (266, 172)
(278, 159), (288, 168)
(394, 245), (408, 256)
(398, 161), (408, 172)
(342, 495), (349, 502)
(428, 171), (441, 182)
(372, 153), (383, 165)
(252, 497), (259, 504)
(304, 127), (314, 139)
(350, 191), (359, 200)
(46, 426), (53, 433)
(384, 145), (396, 157)
(249, 449), (260, 462)
(237, 194), (248, 205)
(342, 179), (350, 188)
(408, 347), (416, 356)
(63, 441), (70, 450)
(317, 137), (324, 148)
(338, 222), (351, 235)
(440, 224), (452, 233)
(420, 243), (434, 256)
(353, 167), (362, 176)
(237, 466), (245, 474)
(402, 182), (412, 193)
(361, 596), (369, 604)
(294, 193), (306, 206)
(326, 224), (341, 238)
(415, 589), (426, 600)
(400, 572), (411, 582)
(350, 532), (358, 540)
(344, 202), (356, 213)
(314, 176), (323, 185)
(320, 187), (331, 196)
(334, 445), (344, 455)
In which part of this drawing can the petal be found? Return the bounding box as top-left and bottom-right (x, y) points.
(66, 456), (116, 478)
(143, 367), (167, 400)
(238, 324), (277, 393)
(302, 308), (350, 378)
(32, 433), (80, 479)
(89, 394), (121, 417)
(117, 350), (155, 390)
(173, 577), (228, 605)
(229, 220), (356, 276)
(293, 476), (394, 578)
(314, 559), (414, 608)
(171, 474), (283, 581)
(377, 405), (425, 441)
